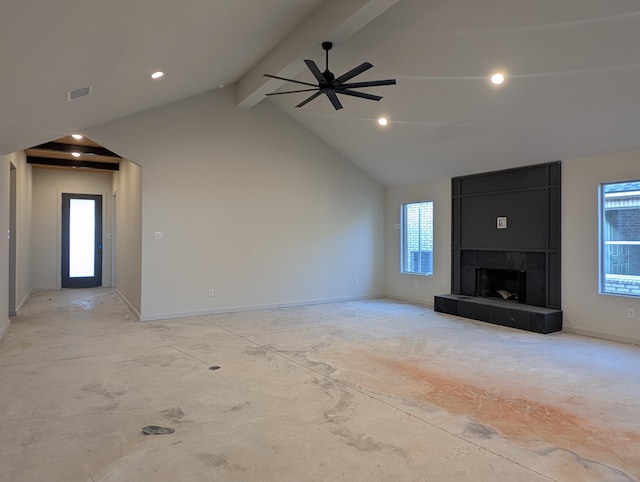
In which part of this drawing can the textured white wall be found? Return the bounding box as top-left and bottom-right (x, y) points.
(13, 151), (32, 310)
(0, 151), (31, 334)
(113, 159), (142, 317)
(88, 87), (385, 320)
(385, 178), (451, 305)
(563, 150), (640, 344)
(31, 169), (113, 290)
(0, 155), (9, 336)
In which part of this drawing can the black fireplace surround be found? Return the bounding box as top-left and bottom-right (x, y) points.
(475, 267), (526, 303)
(462, 250), (543, 306)
(435, 162), (562, 334)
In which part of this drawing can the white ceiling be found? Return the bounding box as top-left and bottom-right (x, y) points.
(2, 0), (640, 186)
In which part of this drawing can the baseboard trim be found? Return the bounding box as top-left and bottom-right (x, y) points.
(385, 295), (435, 308)
(139, 294), (385, 322)
(115, 288), (142, 322)
(562, 326), (640, 347)
(0, 318), (10, 340)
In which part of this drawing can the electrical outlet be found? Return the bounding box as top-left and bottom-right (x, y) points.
(354, 278), (359, 286)
(627, 308), (635, 319)
(208, 289), (214, 297)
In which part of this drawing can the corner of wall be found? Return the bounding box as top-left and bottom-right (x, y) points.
(115, 288), (141, 321)
(0, 318), (9, 340)
(16, 288), (32, 312)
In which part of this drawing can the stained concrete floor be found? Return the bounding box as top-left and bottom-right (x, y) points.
(0, 289), (639, 482)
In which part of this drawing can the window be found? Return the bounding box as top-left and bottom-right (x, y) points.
(600, 180), (640, 297)
(401, 201), (433, 275)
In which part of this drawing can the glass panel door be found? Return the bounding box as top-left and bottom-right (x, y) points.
(62, 193), (102, 288)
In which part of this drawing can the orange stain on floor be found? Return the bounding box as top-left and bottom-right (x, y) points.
(368, 356), (640, 479)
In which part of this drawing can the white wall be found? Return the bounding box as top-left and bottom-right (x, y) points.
(0, 151), (32, 337)
(563, 149), (640, 345)
(385, 178), (451, 305)
(0, 155), (9, 337)
(88, 87), (385, 320)
(13, 151), (32, 310)
(31, 169), (113, 290)
(113, 158), (142, 317)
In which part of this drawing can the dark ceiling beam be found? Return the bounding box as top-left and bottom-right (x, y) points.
(31, 141), (121, 158)
(27, 156), (119, 171)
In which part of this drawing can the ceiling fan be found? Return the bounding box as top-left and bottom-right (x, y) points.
(263, 42), (396, 110)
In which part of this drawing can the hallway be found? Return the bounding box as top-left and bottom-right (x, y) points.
(0, 289), (638, 481)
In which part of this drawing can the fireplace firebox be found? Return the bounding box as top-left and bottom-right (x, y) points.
(475, 267), (526, 304)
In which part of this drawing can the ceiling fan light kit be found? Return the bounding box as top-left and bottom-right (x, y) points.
(264, 42), (396, 110)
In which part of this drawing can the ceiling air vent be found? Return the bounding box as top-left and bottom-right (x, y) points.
(67, 85), (92, 101)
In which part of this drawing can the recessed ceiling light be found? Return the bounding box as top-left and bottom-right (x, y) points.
(71, 152), (81, 158)
(151, 71), (164, 80)
(71, 134), (83, 140)
(490, 72), (505, 85)
(377, 116), (389, 127)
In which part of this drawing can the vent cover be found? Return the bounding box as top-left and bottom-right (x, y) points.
(67, 85), (92, 101)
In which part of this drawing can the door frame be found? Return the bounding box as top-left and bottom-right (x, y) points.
(9, 163), (16, 316)
(56, 189), (109, 289)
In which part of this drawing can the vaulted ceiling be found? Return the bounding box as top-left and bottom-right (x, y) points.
(2, 0), (640, 186)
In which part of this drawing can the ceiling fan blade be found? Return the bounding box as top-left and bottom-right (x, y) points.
(296, 91), (323, 108)
(340, 79), (396, 89)
(263, 73), (317, 88)
(304, 60), (325, 84)
(334, 62), (373, 84)
(338, 89), (383, 102)
(326, 91), (343, 110)
(265, 88), (319, 96)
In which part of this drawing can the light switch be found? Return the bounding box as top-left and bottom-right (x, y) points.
(154, 231), (164, 240)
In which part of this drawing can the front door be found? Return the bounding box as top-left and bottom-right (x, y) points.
(61, 193), (103, 288)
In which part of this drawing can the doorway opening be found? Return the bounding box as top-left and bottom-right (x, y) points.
(61, 193), (103, 288)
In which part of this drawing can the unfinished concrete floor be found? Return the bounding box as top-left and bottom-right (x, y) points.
(1, 289), (639, 481)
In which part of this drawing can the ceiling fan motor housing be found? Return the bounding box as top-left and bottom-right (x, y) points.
(323, 71), (335, 83)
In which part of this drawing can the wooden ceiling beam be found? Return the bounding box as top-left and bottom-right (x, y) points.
(27, 156), (119, 171)
(25, 148), (121, 163)
(30, 141), (121, 158)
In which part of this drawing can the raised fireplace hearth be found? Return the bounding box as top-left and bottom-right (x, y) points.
(434, 294), (562, 334)
(435, 250), (561, 334)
